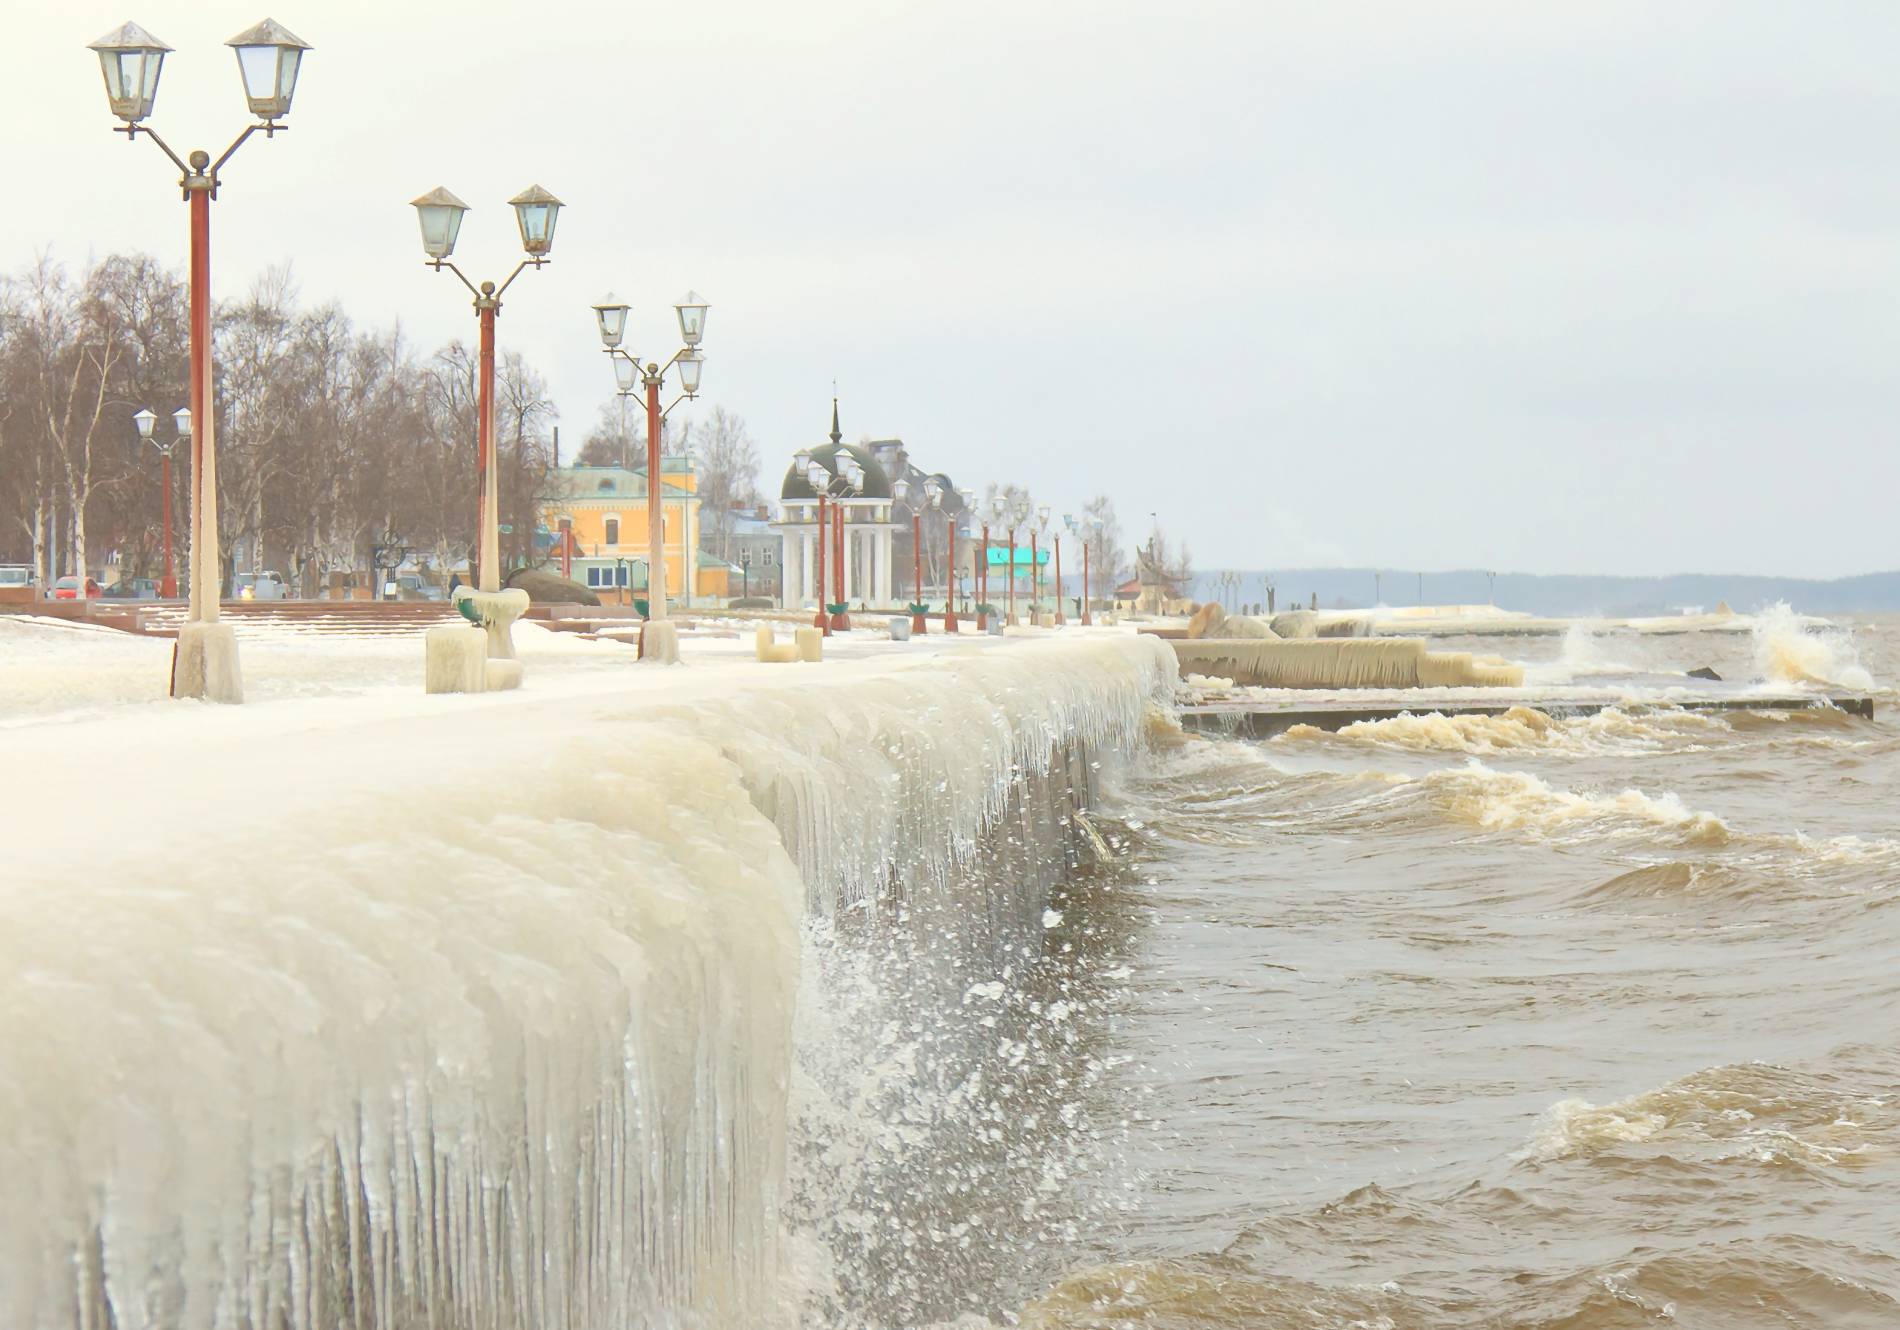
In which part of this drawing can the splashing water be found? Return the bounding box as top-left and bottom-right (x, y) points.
(1751, 602), (1873, 689)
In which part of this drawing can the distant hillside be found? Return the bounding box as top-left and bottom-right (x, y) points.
(1188, 568), (1900, 618)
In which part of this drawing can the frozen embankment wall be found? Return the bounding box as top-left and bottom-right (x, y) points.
(0, 633), (1173, 1330)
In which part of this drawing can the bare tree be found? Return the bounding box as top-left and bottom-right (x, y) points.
(691, 405), (760, 563)
(0, 249), (565, 597)
(496, 350), (558, 572)
(13, 254), (131, 585)
(1081, 493), (1126, 591)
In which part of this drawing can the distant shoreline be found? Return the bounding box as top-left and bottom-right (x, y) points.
(1187, 569), (1900, 617)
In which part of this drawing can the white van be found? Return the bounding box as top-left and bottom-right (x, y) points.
(233, 570), (290, 600)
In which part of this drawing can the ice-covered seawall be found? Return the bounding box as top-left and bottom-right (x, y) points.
(0, 633), (1173, 1329)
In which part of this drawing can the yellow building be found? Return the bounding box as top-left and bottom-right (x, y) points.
(539, 461), (730, 604)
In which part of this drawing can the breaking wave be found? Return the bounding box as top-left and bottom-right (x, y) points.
(1283, 704), (1719, 755)
(1422, 762), (1734, 845)
(1752, 602), (1874, 690)
(1523, 1061), (1892, 1172)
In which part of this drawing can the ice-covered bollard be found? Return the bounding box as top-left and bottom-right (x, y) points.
(173, 621), (243, 703)
(754, 625), (799, 663)
(451, 586), (531, 660)
(888, 616), (912, 641)
(795, 625), (824, 661)
(641, 618), (681, 664)
(425, 624), (488, 694)
(484, 659), (524, 691)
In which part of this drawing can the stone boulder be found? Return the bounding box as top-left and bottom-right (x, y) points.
(504, 566), (599, 606)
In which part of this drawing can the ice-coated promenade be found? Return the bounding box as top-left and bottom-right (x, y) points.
(0, 619), (1173, 1329)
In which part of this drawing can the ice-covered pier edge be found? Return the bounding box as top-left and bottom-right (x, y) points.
(0, 632), (1174, 1330)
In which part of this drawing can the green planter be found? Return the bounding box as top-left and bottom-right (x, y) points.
(634, 598), (649, 618)
(826, 602), (847, 615)
(907, 602), (931, 615)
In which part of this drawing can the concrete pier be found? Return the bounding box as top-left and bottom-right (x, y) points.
(1181, 692), (1876, 740)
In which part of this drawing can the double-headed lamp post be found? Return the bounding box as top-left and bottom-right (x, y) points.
(132, 406), (190, 598)
(1065, 513), (1101, 625)
(591, 293), (708, 623)
(800, 453), (864, 632)
(412, 184), (562, 594)
(930, 479), (959, 633)
(90, 17), (310, 702)
(1034, 503), (1051, 622)
(891, 476), (934, 637)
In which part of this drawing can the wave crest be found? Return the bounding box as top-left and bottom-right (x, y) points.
(1523, 1061), (1891, 1171)
(1286, 705), (1720, 756)
(1424, 763), (1733, 846)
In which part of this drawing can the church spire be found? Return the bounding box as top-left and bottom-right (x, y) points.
(829, 395), (842, 447)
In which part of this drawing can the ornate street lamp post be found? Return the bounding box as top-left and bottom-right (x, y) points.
(591, 292), (707, 626)
(892, 477), (930, 638)
(1034, 503), (1051, 622)
(412, 183), (562, 594)
(992, 495), (1026, 627)
(1066, 513), (1100, 626)
(806, 456), (864, 631)
(132, 406), (189, 598)
(89, 17), (311, 702)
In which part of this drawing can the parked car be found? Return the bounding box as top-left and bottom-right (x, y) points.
(233, 570), (290, 600)
(0, 564), (35, 605)
(393, 572), (445, 601)
(52, 575), (102, 600)
(103, 577), (159, 600)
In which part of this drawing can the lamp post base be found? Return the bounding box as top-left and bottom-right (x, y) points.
(640, 618), (681, 664)
(944, 610), (959, 634)
(172, 622), (243, 703)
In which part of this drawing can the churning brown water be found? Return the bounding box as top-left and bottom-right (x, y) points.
(910, 617), (1899, 1329)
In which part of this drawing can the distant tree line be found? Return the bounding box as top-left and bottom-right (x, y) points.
(0, 250), (556, 591)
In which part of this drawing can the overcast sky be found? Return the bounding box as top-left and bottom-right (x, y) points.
(10, 0), (1900, 577)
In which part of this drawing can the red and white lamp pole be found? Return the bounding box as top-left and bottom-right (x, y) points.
(591, 293), (710, 623)
(796, 453), (863, 632)
(1068, 512), (1103, 625)
(90, 17), (312, 702)
(892, 476), (936, 637)
(132, 406), (189, 599)
(413, 185), (565, 593)
(946, 488), (971, 633)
